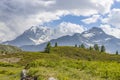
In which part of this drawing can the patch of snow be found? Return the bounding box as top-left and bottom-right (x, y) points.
(83, 33), (95, 38)
(99, 32), (103, 34)
(93, 40), (101, 43)
(29, 37), (50, 45)
(30, 26), (49, 33)
(30, 26), (38, 33)
(105, 38), (111, 41)
(28, 26), (53, 44)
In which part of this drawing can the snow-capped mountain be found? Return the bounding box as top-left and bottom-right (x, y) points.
(3, 26), (53, 46)
(3, 25), (84, 47)
(21, 27), (120, 53)
(50, 27), (120, 49)
(3, 26), (120, 53)
(24, 26), (53, 45)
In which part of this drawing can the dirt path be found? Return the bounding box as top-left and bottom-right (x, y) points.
(0, 57), (21, 63)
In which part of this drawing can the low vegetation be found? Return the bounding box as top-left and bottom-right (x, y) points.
(0, 44), (21, 54)
(0, 45), (120, 80)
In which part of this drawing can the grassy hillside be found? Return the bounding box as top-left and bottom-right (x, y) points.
(51, 46), (120, 62)
(0, 46), (120, 80)
(0, 44), (22, 54)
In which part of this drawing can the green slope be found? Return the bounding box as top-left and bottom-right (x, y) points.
(0, 46), (120, 80)
(0, 44), (22, 54)
(51, 46), (120, 62)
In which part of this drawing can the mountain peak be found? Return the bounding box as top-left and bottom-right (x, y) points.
(30, 26), (39, 32)
(81, 27), (105, 38)
(84, 27), (104, 34)
(29, 26), (50, 33)
(90, 27), (103, 31)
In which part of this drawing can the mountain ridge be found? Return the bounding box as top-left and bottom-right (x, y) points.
(20, 27), (120, 53)
(3, 25), (83, 46)
(2, 26), (120, 53)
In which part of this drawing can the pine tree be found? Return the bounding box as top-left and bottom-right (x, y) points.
(116, 50), (118, 55)
(94, 44), (99, 51)
(81, 44), (85, 49)
(100, 45), (106, 53)
(55, 42), (58, 47)
(89, 46), (93, 50)
(75, 44), (77, 47)
(44, 42), (51, 53)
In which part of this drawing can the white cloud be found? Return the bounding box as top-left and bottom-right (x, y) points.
(0, 0), (115, 42)
(0, 22), (16, 42)
(54, 0), (114, 15)
(33, 10), (69, 24)
(54, 22), (86, 38)
(82, 15), (100, 24)
(100, 8), (120, 39)
(116, 0), (120, 2)
(91, 0), (114, 14)
(100, 24), (120, 38)
(102, 9), (120, 27)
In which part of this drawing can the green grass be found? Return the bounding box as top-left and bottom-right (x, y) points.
(0, 46), (120, 80)
(0, 44), (21, 54)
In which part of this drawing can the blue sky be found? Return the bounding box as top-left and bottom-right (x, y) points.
(44, 15), (102, 29)
(44, 15), (87, 27)
(0, 0), (120, 42)
(44, 0), (120, 29)
(112, 0), (120, 8)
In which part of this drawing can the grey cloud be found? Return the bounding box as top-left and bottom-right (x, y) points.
(53, 0), (95, 10)
(0, 0), (48, 21)
(0, 0), (55, 39)
(0, 0), (115, 42)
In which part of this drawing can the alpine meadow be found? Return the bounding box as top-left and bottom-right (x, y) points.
(0, 0), (120, 80)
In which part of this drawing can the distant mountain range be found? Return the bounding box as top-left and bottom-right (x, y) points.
(3, 25), (83, 47)
(2, 26), (120, 53)
(2, 26), (53, 46)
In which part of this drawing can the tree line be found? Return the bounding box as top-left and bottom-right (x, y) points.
(44, 42), (119, 55)
(75, 43), (106, 53)
(44, 42), (58, 53)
